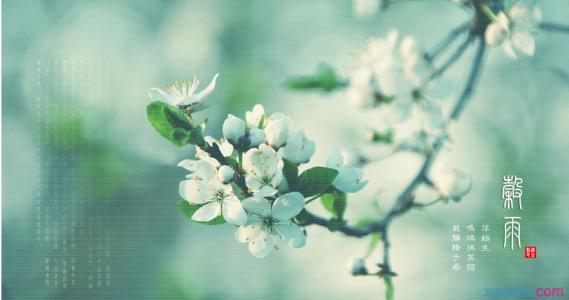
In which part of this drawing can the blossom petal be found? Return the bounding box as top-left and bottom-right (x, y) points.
(276, 223), (306, 248)
(235, 221), (263, 243)
(326, 150), (344, 169)
(254, 185), (279, 198)
(194, 159), (217, 179)
(245, 175), (263, 191)
(386, 100), (413, 124)
(219, 140), (234, 157)
(426, 77), (456, 100)
(503, 41), (518, 59)
(333, 166), (368, 193)
(246, 104), (265, 128)
(248, 231), (275, 258)
(179, 180), (210, 204)
(419, 102), (445, 132)
(511, 31), (535, 57)
(222, 196), (247, 226)
(242, 197), (271, 216)
(184, 73), (219, 105)
(272, 192), (305, 221)
(148, 87), (178, 105)
(191, 201), (221, 222)
(178, 159), (199, 173)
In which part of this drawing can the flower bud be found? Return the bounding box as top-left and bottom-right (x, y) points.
(248, 128), (265, 147)
(326, 151), (368, 193)
(222, 114), (246, 143)
(265, 114), (291, 148)
(432, 167), (472, 201)
(347, 85), (376, 109)
(340, 150), (362, 167)
(347, 69), (376, 109)
(246, 104), (265, 129)
(218, 165), (235, 183)
(353, 0), (379, 18)
(400, 36), (423, 61)
(485, 13), (509, 46)
(509, 4), (542, 25)
(282, 130), (316, 164)
(347, 258), (368, 276)
(333, 166), (368, 193)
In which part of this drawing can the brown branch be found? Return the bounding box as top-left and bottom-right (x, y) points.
(300, 38), (486, 300)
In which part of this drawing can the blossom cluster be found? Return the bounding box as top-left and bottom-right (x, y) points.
(148, 77), (367, 258)
(344, 30), (471, 201)
(346, 29), (451, 154)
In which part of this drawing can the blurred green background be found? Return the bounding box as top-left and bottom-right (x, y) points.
(3, 0), (569, 299)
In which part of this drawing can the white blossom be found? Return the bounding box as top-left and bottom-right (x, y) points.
(353, 0), (381, 18)
(264, 112), (293, 148)
(347, 30), (433, 108)
(246, 104), (265, 129)
(485, 4), (542, 59)
(235, 193), (306, 258)
(222, 114), (246, 143)
(218, 165), (235, 183)
(243, 144), (284, 197)
(282, 130), (316, 164)
(383, 97), (446, 133)
(485, 13), (509, 46)
(248, 128), (265, 147)
(326, 151), (368, 193)
(204, 136), (234, 156)
(148, 74), (219, 109)
(179, 159), (247, 225)
(431, 166), (472, 201)
(346, 68), (377, 109)
(179, 137), (234, 170)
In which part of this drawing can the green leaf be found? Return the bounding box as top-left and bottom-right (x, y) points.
(369, 129), (394, 144)
(282, 159), (299, 190)
(297, 167), (338, 197)
(178, 200), (226, 225)
(188, 125), (206, 147)
(320, 192), (347, 219)
(147, 101), (193, 147)
(285, 64), (346, 93)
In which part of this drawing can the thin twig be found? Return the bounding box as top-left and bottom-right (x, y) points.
(414, 197), (443, 208)
(426, 22), (470, 63)
(301, 36), (486, 280)
(450, 38), (486, 121)
(305, 192), (326, 204)
(431, 34), (474, 78)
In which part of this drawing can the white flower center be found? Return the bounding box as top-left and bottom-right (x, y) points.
(261, 216), (279, 235)
(213, 189), (228, 201)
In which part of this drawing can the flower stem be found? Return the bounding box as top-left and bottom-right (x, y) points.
(431, 34), (474, 79)
(305, 192), (325, 205)
(425, 22), (470, 63)
(302, 36), (488, 297)
(450, 37), (486, 121)
(414, 197), (443, 209)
